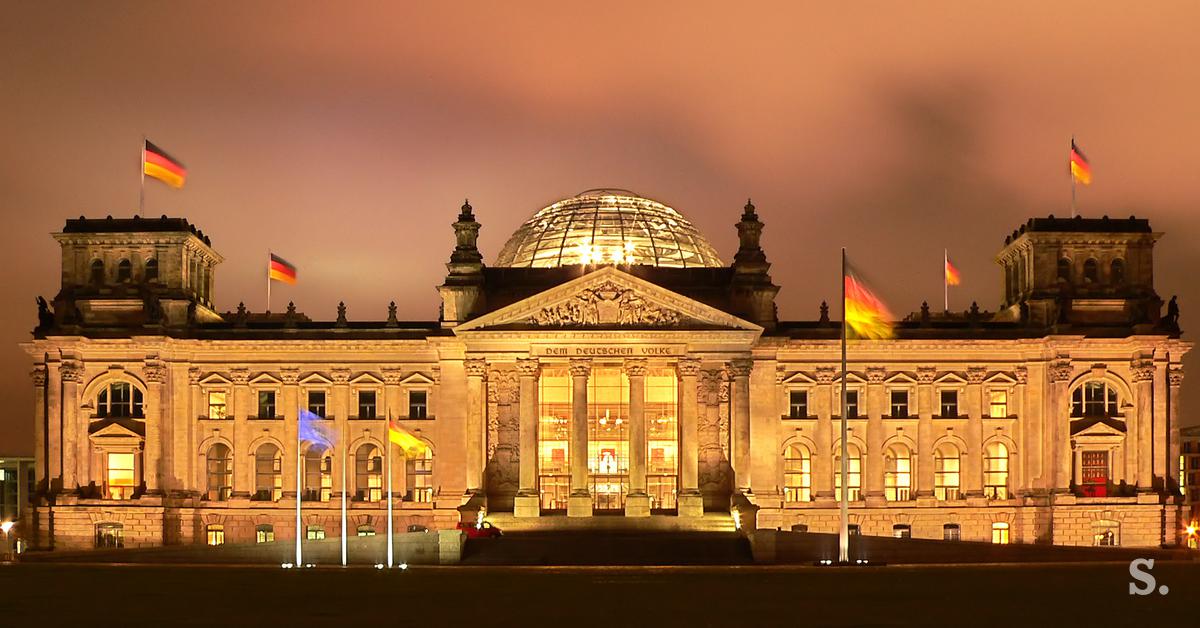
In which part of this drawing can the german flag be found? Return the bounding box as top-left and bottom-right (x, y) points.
(143, 140), (186, 189)
(945, 254), (962, 286)
(1070, 139), (1091, 186)
(268, 253), (297, 285)
(389, 416), (428, 457)
(844, 260), (895, 340)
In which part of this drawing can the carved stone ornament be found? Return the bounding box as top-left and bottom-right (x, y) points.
(698, 369), (721, 401)
(718, 379), (730, 403)
(677, 357), (701, 378)
(528, 281), (684, 327)
(382, 367), (403, 386)
(331, 368), (351, 384)
(1050, 360), (1073, 383)
(280, 368), (300, 385)
(188, 366), (202, 385)
(916, 366), (936, 384)
(488, 369), (519, 405)
(464, 358), (487, 379)
(814, 365), (836, 384)
(1014, 366), (1028, 385)
(568, 358), (592, 378)
(1130, 359), (1156, 383)
(866, 366), (886, 384)
(728, 359), (753, 379)
(60, 361), (84, 383)
(1168, 366), (1184, 387)
(623, 358), (648, 378)
(516, 358), (540, 378)
(966, 366), (987, 384)
(31, 365), (47, 386)
(143, 362), (168, 384)
(230, 368), (249, 386)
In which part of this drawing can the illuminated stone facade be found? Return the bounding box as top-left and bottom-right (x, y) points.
(22, 195), (1191, 550)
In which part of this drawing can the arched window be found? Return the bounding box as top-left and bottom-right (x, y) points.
(834, 444), (862, 502)
(253, 444), (282, 501)
(96, 381), (144, 418)
(117, 259), (132, 282)
(205, 444), (232, 501)
(783, 444), (812, 503)
(1072, 380), (1119, 417)
(95, 522), (124, 548)
(983, 442), (1009, 499)
(406, 447), (433, 503)
(206, 524), (224, 546)
(934, 443), (961, 500)
(1057, 258), (1071, 283)
(303, 446), (332, 502)
(356, 524), (376, 537)
(1083, 258), (1099, 283)
(885, 444), (912, 501)
(255, 524), (274, 544)
(356, 444), (383, 502)
(90, 259), (105, 286)
(145, 258), (159, 282)
(991, 522), (1010, 544)
(1111, 259), (1125, 285)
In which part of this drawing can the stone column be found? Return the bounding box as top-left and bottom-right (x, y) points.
(1168, 366), (1184, 493)
(864, 366), (885, 504)
(1049, 359), (1073, 492)
(567, 358), (592, 517)
(915, 366), (935, 499)
(1132, 359), (1154, 491)
(729, 359), (753, 494)
(964, 366), (985, 497)
(813, 366), (835, 502)
(60, 361), (83, 491)
(514, 358), (541, 518)
(464, 358), (486, 495)
(143, 361), (169, 494)
(677, 357), (703, 517)
(187, 367), (202, 492)
(46, 360), (62, 493)
(281, 368), (299, 498)
(1153, 362), (1169, 489)
(332, 368), (351, 502)
(1014, 367), (1030, 495)
(31, 366), (47, 493)
(382, 367), (404, 496)
(625, 358), (650, 517)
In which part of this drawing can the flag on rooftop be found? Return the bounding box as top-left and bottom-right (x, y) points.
(143, 140), (187, 189)
(1070, 139), (1092, 186)
(269, 253), (297, 285)
(844, 260), (895, 340)
(945, 255), (962, 286)
(299, 409), (334, 449)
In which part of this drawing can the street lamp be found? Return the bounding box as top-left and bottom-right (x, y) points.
(0, 521), (13, 560)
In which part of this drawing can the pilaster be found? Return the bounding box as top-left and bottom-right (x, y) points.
(729, 359), (752, 494)
(1168, 366), (1184, 492)
(464, 358), (487, 495)
(31, 366), (47, 494)
(143, 360), (169, 493)
(964, 366), (985, 497)
(60, 360), (83, 491)
(864, 366), (885, 504)
(1132, 359), (1154, 491)
(813, 366), (835, 502)
(1049, 359), (1073, 492)
(915, 366), (935, 499)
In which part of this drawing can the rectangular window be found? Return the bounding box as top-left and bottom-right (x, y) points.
(207, 391), (227, 419)
(106, 452), (135, 500)
(788, 390), (808, 418)
(407, 454), (433, 502)
(206, 525), (224, 546)
(257, 391), (276, 418)
(358, 391), (377, 419)
(408, 390), (428, 419)
(841, 390), (860, 418)
(890, 390), (909, 417)
(306, 526), (325, 540)
(939, 390), (958, 417)
(256, 525), (274, 544)
(989, 390), (1008, 417)
(893, 524), (911, 539)
(943, 524), (961, 541)
(308, 390), (326, 417)
(992, 522), (1010, 544)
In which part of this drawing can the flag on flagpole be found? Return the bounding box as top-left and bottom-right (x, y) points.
(388, 417), (428, 457)
(269, 253), (298, 285)
(299, 409), (334, 449)
(945, 255), (962, 286)
(1070, 139), (1092, 186)
(844, 260), (895, 340)
(143, 140), (187, 188)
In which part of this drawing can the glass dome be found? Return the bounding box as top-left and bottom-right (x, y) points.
(494, 189), (725, 268)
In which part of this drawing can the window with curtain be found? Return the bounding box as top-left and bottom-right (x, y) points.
(783, 444), (811, 502)
(884, 444), (912, 501)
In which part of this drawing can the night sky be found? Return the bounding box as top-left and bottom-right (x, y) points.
(2, 2), (1198, 453)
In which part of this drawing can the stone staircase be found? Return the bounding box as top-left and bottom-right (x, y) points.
(482, 512), (738, 533)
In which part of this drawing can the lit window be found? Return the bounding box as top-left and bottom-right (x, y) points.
(884, 444), (912, 501)
(939, 390), (958, 417)
(989, 390), (1008, 417)
(943, 523), (961, 541)
(106, 452), (136, 500)
(783, 444), (811, 502)
(256, 391), (276, 418)
(893, 524), (911, 539)
(788, 391), (808, 419)
(1072, 381), (1119, 417)
(303, 446), (332, 502)
(95, 523), (123, 548)
(206, 524), (224, 546)
(934, 443), (961, 500)
(834, 444), (862, 502)
(96, 382), (144, 418)
(407, 447), (433, 503)
(308, 391), (327, 417)
(254, 444), (282, 501)
(889, 390), (909, 417)
(207, 391), (227, 419)
(205, 444), (232, 501)
(408, 390), (428, 419)
(356, 444), (383, 501)
(306, 525), (325, 540)
(357, 390), (377, 419)
(356, 525), (376, 537)
(984, 442), (1009, 499)
(1093, 524), (1119, 547)
(256, 524), (274, 544)
(991, 522), (1010, 544)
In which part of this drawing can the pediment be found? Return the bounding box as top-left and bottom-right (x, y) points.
(399, 372), (435, 385)
(89, 419), (145, 442)
(250, 372), (282, 386)
(199, 372), (232, 386)
(935, 372), (967, 385)
(456, 267), (762, 333)
(350, 372), (385, 386)
(1071, 417), (1126, 438)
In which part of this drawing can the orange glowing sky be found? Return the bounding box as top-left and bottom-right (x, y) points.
(2, 2), (1199, 451)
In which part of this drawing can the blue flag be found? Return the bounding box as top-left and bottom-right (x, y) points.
(298, 409), (334, 449)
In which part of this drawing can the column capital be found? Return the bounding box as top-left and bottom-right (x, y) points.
(60, 361), (84, 383)
(865, 365), (885, 384)
(1130, 359), (1155, 383)
(464, 358), (488, 379)
(1168, 366), (1184, 387)
(568, 358), (592, 378)
(331, 367), (351, 385)
(1050, 359), (1073, 383)
(280, 367), (299, 385)
(966, 365), (986, 384)
(30, 365), (47, 386)
(676, 357), (700, 378)
(382, 366), (403, 385)
(916, 366), (936, 384)
(1014, 366), (1028, 385)
(188, 366), (202, 384)
(229, 367), (249, 386)
(814, 365), (836, 384)
(516, 357), (540, 378)
(728, 359), (753, 378)
(623, 358), (648, 378)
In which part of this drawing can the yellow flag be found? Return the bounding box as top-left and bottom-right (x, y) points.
(388, 417), (427, 457)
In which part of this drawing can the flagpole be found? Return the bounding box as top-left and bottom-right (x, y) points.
(1070, 136), (1078, 218)
(340, 415), (347, 566)
(839, 247), (849, 564)
(266, 251), (272, 313)
(139, 136), (146, 214)
(944, 249), (949, 313)
(295, 407), (303, 567)
(386, 413), (394, 568)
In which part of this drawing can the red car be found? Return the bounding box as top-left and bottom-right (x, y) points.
(456, 521), (503, 538)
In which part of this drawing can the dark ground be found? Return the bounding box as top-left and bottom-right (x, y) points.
(2, 561), (1197, 627)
